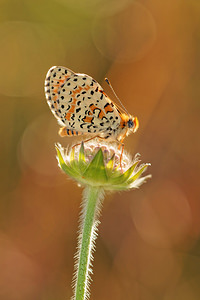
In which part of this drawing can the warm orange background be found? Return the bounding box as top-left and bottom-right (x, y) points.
(1, 1), (200, 299)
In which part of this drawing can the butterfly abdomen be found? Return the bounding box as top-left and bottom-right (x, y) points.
(59, 127), (82, 137)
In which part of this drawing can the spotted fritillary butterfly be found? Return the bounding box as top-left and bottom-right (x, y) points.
(44, 66), (139, 144)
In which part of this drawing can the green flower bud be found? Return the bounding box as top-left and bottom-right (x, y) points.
(56, 141), (151, 191)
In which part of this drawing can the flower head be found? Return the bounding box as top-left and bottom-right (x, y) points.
(56, 141), (151, 191)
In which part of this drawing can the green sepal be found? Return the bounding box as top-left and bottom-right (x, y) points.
(79, 142), (85, 162)
(56, 146), (80, 178)
(78, 142), (87, 174)
(70, 147), (75, 162)
(83, 149), (108, 184)
(70, 160), (81, 174)
(110, 160), (140, 184)
(127, 164), (150, 184)
(105, 154), (115, 177)
(106, 154), (115, 170)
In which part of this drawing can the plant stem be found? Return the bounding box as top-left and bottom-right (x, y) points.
(73, 186), (104, 300)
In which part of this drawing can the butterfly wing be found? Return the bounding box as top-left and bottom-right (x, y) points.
(44, 66), (121, 136)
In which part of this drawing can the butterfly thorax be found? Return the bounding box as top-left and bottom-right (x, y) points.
(105, 113), (139, 142)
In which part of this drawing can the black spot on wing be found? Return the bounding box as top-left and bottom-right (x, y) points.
(76, 108), (81, 113)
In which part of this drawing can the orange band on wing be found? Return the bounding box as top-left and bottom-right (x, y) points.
(82, 116), (94, 123)
(104, 103), (114, 113)
(89, 104), (99, 113)
(70, 85), (91, 106)
(71, 85), (90, 99)
(65, 105), (76, 120)
(98, 110), (105, 119)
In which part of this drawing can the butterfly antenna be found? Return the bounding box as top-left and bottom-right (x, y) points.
(105, 78), (130, 115)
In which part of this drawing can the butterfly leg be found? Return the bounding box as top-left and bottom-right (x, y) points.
(117, 130), (128, 171)
(71, 136), (105, 149)
(116, 142), (124, 171)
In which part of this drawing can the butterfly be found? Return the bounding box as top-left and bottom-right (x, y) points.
(44, 66), (139, 146)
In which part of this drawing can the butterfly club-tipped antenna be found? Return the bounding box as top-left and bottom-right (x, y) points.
(105, 77), (130, 116)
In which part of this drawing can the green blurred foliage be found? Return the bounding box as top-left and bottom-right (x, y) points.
(0, 0), (200, 299)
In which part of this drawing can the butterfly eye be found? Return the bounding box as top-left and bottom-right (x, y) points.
(127, 117), (139, 132)
(127, 119), (134, 128)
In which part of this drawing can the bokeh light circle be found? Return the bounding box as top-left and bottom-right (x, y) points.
(131, 181), (192, 248)
(92, 2), (156, 63)
(18, 114), (67, 187)
(55, 0), (132, 16)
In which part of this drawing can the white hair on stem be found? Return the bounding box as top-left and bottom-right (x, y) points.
(71, 186), (105, 300)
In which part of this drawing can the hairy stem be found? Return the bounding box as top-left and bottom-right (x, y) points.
(72, 186), (104, 300)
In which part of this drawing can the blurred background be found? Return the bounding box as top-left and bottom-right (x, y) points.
(0, 0), (200, 299)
